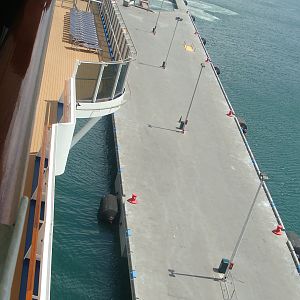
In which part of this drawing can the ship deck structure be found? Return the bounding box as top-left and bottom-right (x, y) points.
(0, 0), (135, 298)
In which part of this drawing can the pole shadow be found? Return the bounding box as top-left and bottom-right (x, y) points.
(134, 27), (154, 34)
(138, 61), (163, 69)
(147, 124), (182, 133)
(168, 269), (221, 282)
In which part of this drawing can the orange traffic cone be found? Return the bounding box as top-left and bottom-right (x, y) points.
(226, 110), (235, 117)
(128, 193), (138, 204)
(272, 225), (283, 235)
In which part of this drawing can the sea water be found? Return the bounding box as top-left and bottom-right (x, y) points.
(51, 117), (131, 299)
(189, 0), (300, 234)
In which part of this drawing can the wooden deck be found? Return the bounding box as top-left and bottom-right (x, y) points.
(30, 0), (108, 153)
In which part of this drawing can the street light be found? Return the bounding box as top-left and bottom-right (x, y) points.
(161, 16), (183, 69)
(222, 172), (269, 281)
(178, 62), (205, 132)
(152, 0), (165, 35)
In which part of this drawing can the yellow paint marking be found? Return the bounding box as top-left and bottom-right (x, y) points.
(184, 44), (195, 52)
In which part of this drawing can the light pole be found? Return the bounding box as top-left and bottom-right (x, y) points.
(179, 62), (205, 132)
(161, 17), (183, 69)
(222, 172), (269, 281)
(152, 0), (165, 35)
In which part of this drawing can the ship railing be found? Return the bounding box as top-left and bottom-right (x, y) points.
(73, 60), (130, 103)
(25, 126), (49, 300)
(36, 81), (76, 299)
(110, 0), (137, 58)
(187, 11), (300, 274)
(38, 125), (57, 300)
(89, 0), (137, 61)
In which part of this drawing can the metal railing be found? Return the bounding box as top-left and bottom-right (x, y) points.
(74, 60), (130, 103)
(110, 0), (137, 58)
(26, 126), (48, 300)
(90, 0), (137, 61)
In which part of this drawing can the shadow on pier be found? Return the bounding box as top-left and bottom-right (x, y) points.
(168, 269), (221, 282)
(147, 124), (182, 133)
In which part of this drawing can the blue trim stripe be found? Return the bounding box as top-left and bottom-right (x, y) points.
(25, 200), (36, 254)
(34, 261), (41, 296)
(100, 14), (115, 60)
(19, 259), (29, 300)
(19, 259), (41, 299)
(31, 157), (41, 193)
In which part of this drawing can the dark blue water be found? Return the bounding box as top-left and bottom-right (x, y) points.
(51, 117), (131, 299)
(190, 0), (300, 234)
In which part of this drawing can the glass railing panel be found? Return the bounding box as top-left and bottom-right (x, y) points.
(115, 63), (128, 97)
(75, 63), (101, 101)
(96, 64), (119, 100)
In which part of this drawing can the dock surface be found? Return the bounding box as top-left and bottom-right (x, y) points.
(114, 2), (300, 299)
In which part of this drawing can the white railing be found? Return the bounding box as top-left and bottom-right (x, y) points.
(91, 0), (137, 60)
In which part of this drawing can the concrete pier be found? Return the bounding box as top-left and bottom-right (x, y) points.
(114, 1), (300, 299)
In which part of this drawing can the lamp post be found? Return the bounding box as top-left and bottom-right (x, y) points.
(161, 17), (183, 69)
(152, 0), (165, 35)
(179, 62), (205, 132)
(222, 172), (269, 281)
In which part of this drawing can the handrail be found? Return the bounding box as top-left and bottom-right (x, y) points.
(76, 58), (133, 64)
(187, 11), (300, 273)
(39, 126), (57, 299)
(92, 0), (137, 60)
(102, 3), (123, 59)
(26, 126), (48, 300)
(110, 0), (137, 58)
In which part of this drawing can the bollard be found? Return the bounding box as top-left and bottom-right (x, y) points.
(226, 110), (235, 117)
(128, 193), (138, 204)
(272, 225), (283, 235)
